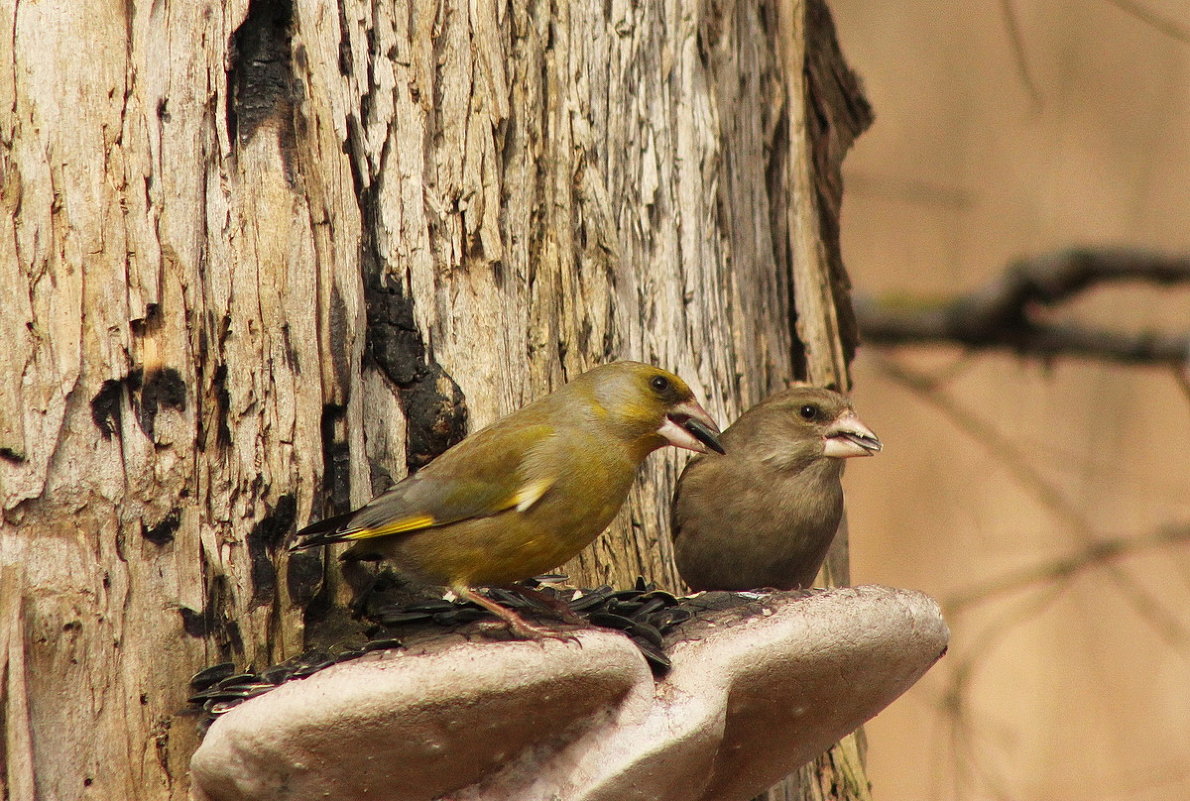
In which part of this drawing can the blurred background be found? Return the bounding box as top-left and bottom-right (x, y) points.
(828, 1), (1190, 799)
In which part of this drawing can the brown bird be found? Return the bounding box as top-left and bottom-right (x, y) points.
(670, 386), (881, 592)
(291, 361), (724, 638)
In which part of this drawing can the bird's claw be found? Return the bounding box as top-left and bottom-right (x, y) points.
(475, 617), (583, 646)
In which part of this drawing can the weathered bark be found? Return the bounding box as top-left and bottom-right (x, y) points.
(0, 0), (870, 798)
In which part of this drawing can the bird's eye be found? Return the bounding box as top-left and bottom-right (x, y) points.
(650, 375), (671, 393)
(799, 404), (818, 420)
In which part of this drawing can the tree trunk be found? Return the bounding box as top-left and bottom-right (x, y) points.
(0, 0), (870, 798)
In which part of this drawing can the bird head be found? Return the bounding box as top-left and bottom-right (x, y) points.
(728, 386), (881, 469)
(577, 362), (725, 458)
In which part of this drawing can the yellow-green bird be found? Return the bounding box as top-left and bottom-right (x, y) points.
(291, 361), (724, 638)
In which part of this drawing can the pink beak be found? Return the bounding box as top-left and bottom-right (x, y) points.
(823, 411), (882, 458)
(657, 400), (725, 454)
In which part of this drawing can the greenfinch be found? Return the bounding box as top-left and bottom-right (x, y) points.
(292, 361), (724, 637)
(670, 386), (880, 592)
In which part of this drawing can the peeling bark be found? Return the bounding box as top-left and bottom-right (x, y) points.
(0, 0), (869, 798)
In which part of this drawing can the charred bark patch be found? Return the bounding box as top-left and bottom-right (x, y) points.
(90, 379), (125, 439)
(367, 276), (468, 473)
(363, 270), (468, 474)
(228, 0), (297, 175)
(297, 573), (335, 631)
(136, 367), (188, 441)
(207, 364), (233, 450)
(400, 363), (468, 472)
(280, 322), (301, 372)
(178, 606), (206, 637)
(246, 494), (297, 607)
(196, 314), (234, 452)
(285, 550), (324, 608)
(364, 272), (424, 386)
(296, 559), (388, 639)
(334, 2), (354, 76)
(179, 576), (245, 657)
(90, 367), (188, 441)
(318, 405), (352, 514)
(328, 286), (352, 392)
(352, 144), (469, 474)
(143, 509), (181, 546)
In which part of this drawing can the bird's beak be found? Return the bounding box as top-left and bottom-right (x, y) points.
(823, 411), (882, 458)
(658, 401), (726, 454)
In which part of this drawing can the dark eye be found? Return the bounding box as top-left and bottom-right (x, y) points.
(799, 404), (818, 420)
(650, 375), (671, 393)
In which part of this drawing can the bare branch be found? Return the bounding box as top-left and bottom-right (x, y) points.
(856, 248), (1190, 366)
(1102, 0), (1190, 44)
(997, 0), (1044, 108)
(945, 522), (1190, 615)
(941, 581), (1069, 801)
(1175, 366), (1190, 405)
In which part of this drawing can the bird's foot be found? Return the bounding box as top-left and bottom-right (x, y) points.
(501, 583), (586, 625)
(457, 586), (582, 644)
(493, 617), (583, 645)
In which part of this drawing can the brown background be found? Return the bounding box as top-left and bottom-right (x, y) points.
(830, 1), (1190, 799)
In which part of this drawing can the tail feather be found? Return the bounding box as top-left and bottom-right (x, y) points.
(289, 510), (359, 551)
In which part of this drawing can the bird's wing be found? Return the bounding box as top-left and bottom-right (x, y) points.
(294, 424), (559, 547)
(336, 474), (553, 541)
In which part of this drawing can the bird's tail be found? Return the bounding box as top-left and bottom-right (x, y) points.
(288, 510), (358, 551)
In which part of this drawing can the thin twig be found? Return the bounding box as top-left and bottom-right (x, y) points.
(945, 522), (1190, 614)
(1103, 0), (1190, 44)
(1174, 366), (1190, 405)
(942, 581), (1070, 801)
(873, 354), (1190, 646)
(998, 0), (1044, 108)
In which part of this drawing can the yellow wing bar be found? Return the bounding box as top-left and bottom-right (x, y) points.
(341, 515), (438, 540)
